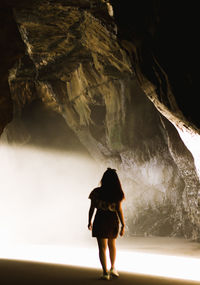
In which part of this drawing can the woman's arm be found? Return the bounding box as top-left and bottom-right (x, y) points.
(88, 201), (95, 230)
(116, 201), (125, 236)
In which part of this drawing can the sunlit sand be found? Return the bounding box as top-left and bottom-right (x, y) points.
(0, 237), (200, 282)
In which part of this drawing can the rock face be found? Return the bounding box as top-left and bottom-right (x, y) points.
(109, 0), (200, 239)
(0, 0), (200, 240)
(0, 2), (25, 134)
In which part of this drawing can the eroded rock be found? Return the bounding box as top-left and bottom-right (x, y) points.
(0, 0), (200, 239)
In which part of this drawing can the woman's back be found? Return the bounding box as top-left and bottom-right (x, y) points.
(89, 187), (117, 212)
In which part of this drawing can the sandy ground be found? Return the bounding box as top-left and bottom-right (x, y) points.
(0, 259), (200, 285)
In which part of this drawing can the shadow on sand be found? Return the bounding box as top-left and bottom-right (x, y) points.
(0, 259), (199, 285)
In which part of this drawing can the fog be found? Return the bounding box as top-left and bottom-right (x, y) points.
(0, 143), (200, 282)
(0, 143), (101, 245)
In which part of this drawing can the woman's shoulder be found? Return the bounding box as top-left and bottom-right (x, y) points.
(88, 187), (101, 199)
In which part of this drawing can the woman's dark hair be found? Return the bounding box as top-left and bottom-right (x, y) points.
(100, 168), (125, 202)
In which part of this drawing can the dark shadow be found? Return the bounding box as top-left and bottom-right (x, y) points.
(20, 99), (91, 155)
(0, 259), (199, 285)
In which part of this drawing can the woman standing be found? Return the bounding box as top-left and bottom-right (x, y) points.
(88, 168), (125, 280)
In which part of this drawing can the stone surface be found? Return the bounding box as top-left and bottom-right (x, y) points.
(0, 3), (25, 135)
(110, 0), (200, 239)
(0, 0), (200, 240)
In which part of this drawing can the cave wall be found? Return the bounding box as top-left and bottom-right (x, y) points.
(109, 0), (200, 239)
(110, 0), (199, 127)
(161, 116), (200, 239)
(0, 0), (200, 240)
(0, 2), (25, 134)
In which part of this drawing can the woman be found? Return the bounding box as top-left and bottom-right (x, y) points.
(88, 168), (125, 280)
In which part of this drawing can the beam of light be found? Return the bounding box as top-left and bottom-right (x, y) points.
(0, 143), (101, 245)
(172, 123), (200, 178)
(0, 143), (200, 282)
(0, 244), (200, 282)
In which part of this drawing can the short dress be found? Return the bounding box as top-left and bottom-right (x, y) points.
(89, 187), (119, 238)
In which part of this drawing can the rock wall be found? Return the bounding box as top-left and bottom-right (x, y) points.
(0, 2), (25, 134)
(110, 0), (200, 239)
(0, 0), (200, 239)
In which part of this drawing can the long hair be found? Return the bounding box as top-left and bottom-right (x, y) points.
(100, 168), (125, 202)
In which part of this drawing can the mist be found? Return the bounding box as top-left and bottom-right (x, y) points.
(0, 143), (101, 245)
(1, 143), (200, 282)
(0, 98), (200, 282)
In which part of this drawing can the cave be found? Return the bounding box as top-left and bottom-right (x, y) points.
(0, 1), (200, 280)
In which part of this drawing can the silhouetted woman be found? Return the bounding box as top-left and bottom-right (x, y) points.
(88, 168), (125, 280)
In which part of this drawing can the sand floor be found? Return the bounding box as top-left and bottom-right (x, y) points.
(0, 258), (200, 285)
(1, 237), (200, 284)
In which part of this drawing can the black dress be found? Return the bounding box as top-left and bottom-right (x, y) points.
(89, 187), (119, 238)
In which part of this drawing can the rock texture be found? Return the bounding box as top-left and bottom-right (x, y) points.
(110, 0), (199, 126)
(110, 0), (200, 239)
(0, 0), (200, 240)
(0, 2), (25, 134)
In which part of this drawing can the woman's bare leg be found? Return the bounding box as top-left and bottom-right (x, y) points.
(97, 238), (108, 274)
(108, 238), (116, 269)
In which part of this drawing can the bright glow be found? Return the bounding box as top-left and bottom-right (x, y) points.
(0, 143), (101, 245)
(0, 143), (200, 282)
(0, 244), (200, 282)
(173, 124), (200, 178)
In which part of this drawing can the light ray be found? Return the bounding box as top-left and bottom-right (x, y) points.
(0, 143), (200, 282)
